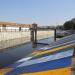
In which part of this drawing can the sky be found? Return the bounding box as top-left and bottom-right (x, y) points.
(0, 0), (75, 26)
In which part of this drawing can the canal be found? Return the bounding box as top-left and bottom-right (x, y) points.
(0, 36), (54, 68)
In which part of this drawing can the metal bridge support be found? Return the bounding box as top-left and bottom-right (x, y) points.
(30, 23), (37, 48)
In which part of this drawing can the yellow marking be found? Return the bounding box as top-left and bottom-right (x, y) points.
(32, 43), (75, 56)
(21, 67), (71, 75)
(0, 68), (11, 75)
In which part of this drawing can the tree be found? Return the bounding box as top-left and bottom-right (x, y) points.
(63, 21), (75, 30)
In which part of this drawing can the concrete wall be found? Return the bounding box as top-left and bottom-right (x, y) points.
(0, 30), (54, 50)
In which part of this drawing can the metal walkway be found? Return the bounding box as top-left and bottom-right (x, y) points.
(0, 34), (75, 75)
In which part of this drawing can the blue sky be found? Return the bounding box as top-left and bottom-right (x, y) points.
(0, 0), (75, 26)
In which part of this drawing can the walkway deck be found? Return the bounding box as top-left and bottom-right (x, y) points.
(0, 34), (75, 75)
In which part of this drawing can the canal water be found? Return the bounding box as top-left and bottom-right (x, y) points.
(0, 36), (54, 68)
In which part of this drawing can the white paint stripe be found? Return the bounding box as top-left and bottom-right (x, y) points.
(16, 57), (32, 63)
(17, 49), (74, 68)
(40, 40), (75, 51)
(38, 34), (75, 51)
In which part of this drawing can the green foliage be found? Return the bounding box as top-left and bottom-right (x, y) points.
(63, 18), (75, 30)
